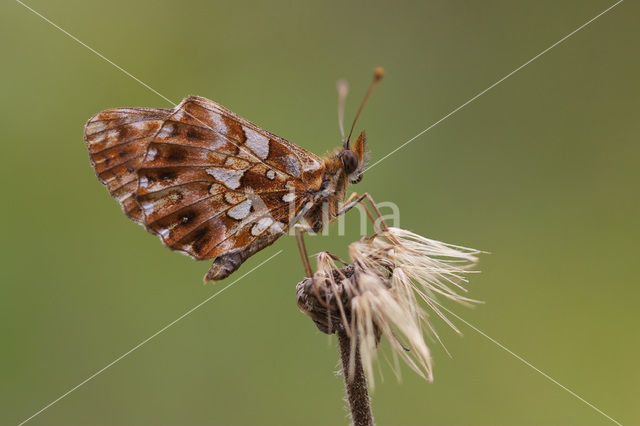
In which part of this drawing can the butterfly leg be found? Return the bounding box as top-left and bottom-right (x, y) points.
(336, 192), (415, 252)
(337, 192), (391, 234)
(324, 251), (349, 266)
(294, 224), (314, 278)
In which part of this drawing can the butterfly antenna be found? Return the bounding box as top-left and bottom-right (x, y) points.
(337, 79), (349, 145)
(345, 67), (384, 149)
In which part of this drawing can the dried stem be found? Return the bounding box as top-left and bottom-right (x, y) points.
(297, 228), (482, 424)
(337, 330), (375, 426)
(297, 270), (375, 425)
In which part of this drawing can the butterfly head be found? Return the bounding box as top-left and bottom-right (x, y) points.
(336, 67), (382, 185)
(338, 131), (368, 184)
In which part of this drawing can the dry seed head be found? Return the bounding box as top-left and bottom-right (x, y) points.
(298, 227), (482, 386)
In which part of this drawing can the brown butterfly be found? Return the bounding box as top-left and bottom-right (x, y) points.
(84, 68), (383, 281)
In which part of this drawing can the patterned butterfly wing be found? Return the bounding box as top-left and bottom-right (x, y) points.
(84, 107), (172, 223)
(84, 96), (326, 281)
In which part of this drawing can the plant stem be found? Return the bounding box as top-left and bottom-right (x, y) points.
(337, 331), (374, 426)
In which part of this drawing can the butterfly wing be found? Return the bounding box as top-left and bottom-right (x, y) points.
(84, 107), (172, 223)
(84, 96), (326, 280)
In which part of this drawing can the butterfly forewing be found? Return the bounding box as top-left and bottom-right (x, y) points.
(85, 96), (325, 274)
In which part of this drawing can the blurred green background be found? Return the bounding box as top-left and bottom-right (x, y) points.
(1, 1), (638, 425)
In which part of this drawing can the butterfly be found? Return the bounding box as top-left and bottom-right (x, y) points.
(84, 68), (383, 281)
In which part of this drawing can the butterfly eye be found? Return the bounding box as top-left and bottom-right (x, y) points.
(340, 149), (359, 175)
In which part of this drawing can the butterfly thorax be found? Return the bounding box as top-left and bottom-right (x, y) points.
(302, 129), (369, 233)
(302, 153), (350, 232)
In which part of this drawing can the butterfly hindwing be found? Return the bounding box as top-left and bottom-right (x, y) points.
(84, 107), (171, 223)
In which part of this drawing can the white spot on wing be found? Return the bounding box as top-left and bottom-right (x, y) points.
(303, 157), (322, 172)
(285, 154), (301, 178)
(139, 176), (148, 188)
(142, 201), (154, 215)
(251, 217), (273, 236)
(282, 193), (296, 203)
(89, 131), (106, 145)
(218, 239), (235, 252)
(106, 129), (119, 143)
(131, 121), (150, 131)
(173, 109), (185, 120)
(86, 120), (106, 135)
(266, 169), (276, 180)
(244, 127), (270, 160)
(269, 221), (285, 234)
(158, 228), (170, 238)
(206, 167), (243, 189)
(158, 124), (174, 138)
(208, 111), (227, 134)
(147, 147), (157, 161)
(228, 199), (252, 220)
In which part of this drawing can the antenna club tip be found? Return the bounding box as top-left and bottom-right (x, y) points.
(373, 67), (385, 81)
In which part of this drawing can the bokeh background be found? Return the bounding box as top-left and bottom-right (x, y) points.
(2, 1), (638, 425)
